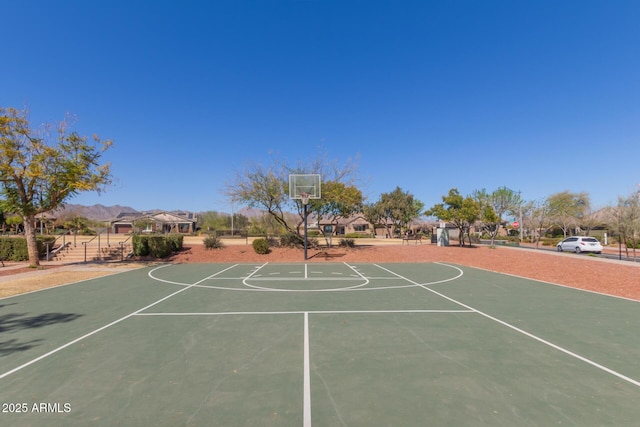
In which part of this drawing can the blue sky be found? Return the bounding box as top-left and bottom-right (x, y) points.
(3, 1), (639, 214)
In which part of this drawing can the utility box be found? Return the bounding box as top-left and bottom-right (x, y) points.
(437, 228), (450, 247)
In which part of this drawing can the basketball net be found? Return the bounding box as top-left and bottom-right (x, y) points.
(299, 192), (311, 206)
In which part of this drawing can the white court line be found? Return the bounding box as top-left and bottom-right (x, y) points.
(0, 266), (142, 301)
(172, 263), (460, 292)
(240, 277), (365, 281)
(374, 263), (640, 389)
(147, 264), (245, 287)
(136, 304), (471, 427)
(303, 312), (312, 427)
(135, 309), (473, 316)
(0, 264), (239, 381)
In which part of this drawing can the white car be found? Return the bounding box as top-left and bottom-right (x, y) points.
(556, 236), (603, 254)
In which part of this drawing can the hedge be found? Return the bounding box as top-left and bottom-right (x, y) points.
(132, 234), (184, 258)
(0, 236), (56, 261)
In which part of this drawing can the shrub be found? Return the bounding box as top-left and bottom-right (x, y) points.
(252, 238), (270, 254)
(203, 235), (224, 250)
(165, 234), (184, 252)
(280, 233), (304, 248)
(132, 234), (149, 256)
(265, 236), (280, 247)
(338, 238), (355, 248)
(538, 237), (556, 247)
(10, 238), (28, 260)
(625, 240), (640, 249)
(37, 236), (56, 255)
(278, 233), (320, 249)
(468, 234), (481, 244)
(0, 237), (55, 261)
(132, 234), (182, 258)
(0, 238), (13, 261)
(147, 236), (172, 258)
(342, 233), (368, 239)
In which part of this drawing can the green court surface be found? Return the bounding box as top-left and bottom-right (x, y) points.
(1, 262), (640, 426)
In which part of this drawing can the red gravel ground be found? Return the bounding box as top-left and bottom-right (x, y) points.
(167, 243), (640, 301)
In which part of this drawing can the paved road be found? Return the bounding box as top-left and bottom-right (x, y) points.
(503, 242), (640, 264)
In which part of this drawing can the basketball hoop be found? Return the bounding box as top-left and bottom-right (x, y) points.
(288, 174), (322, 261)
(299, 192), (311, 206)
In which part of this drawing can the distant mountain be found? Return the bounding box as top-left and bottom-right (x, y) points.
(52, 204), (139, 221)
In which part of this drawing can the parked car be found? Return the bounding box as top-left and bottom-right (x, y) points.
(556, 236), (603, 254)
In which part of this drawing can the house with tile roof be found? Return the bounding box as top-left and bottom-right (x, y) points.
(110, 211), (197, 234)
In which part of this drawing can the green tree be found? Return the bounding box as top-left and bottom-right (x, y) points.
(225, 151), (360, 238)
(198, 211), (229, 231)
(287, 153), (360, 237)
(613, 189), (640, 260)
(362, 200), (387, 237)
(547, 191), (590, 237)
(227, 213), (250, 233)
(225, 161), (295, 234)
(426, 188), (481, 246)
(197, 211), (249, 233)
(528, 198), (551, 248)
(365, 187), (423, 238)
(248, 212), (289, 235)
(479, 203), (501, 244)
(5, 214), (22, 234)
(311, 181), (363, 246)
(473, 187), (522, 245)
(63, 214), (90, 235)
(0, 107), (112, 266)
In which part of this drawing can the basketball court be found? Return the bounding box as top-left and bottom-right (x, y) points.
(1, 261), (640, 426)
